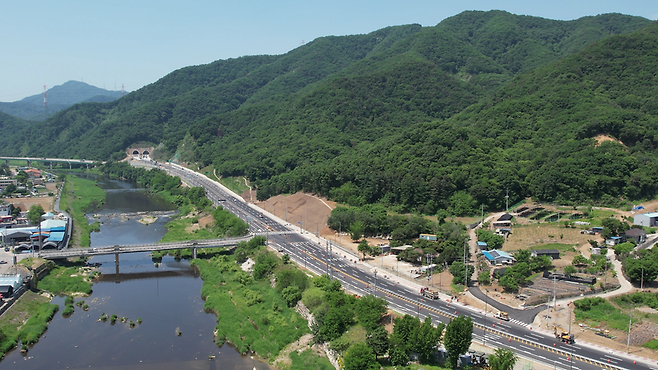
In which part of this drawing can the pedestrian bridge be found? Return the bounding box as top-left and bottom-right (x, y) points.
(38, 232), (292, 260)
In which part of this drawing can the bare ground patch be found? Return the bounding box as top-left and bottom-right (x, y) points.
(271, 333), (317, 369)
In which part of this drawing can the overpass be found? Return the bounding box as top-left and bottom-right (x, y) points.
(0, 156), (98, 169)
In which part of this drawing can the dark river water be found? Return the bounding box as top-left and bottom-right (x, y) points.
(0, 175), (272, 370)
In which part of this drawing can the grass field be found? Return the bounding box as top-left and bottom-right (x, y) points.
(192, 255), (308, 359)
(159, 212), (215, 243)
(37, 264), (93, 295)
(528, 243), (578, 252)
(643, 339), (658, 349)
(574, 297), (637, 331)
(288, 349), (335, 370)
(218, 176), (251, 195)
(0, 291), (58, 356)
(502, 223), (593, 252)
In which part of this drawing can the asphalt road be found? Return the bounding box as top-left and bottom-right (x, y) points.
(141, 159), (652, 370)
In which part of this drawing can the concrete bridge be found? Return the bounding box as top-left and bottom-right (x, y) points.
(37, 232), (291, 261)
(0, 156), (98, 169)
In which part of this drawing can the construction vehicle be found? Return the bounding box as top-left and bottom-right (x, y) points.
(554, 326), (575, 344)
(420, 287), (439, 300)
(493, 311), (509, 321)
(595, 329), (615, 339)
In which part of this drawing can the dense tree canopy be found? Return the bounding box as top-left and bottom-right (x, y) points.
(444, 315), (473, 368)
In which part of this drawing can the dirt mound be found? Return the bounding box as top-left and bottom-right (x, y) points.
(249, 192), (336, 237)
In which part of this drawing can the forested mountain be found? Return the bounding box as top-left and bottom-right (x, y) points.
(257, 20), (658, 213)
(0, 11), (653, 213)
(0, 81), (123, 121)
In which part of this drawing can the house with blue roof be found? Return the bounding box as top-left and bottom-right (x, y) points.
(482, 250), (515, 265)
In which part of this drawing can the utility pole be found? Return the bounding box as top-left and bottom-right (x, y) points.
(553, 274), (557, 312)
(463, 240), (468, 288)
(325, 240), (329, 276)
(604, 255), (608, 289)
(329, 244), (333, 280)
(627, 303), (633, 353)
(505, 188), (509, 214)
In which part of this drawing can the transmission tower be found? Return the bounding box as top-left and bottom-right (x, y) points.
(43, 85), (48, 113)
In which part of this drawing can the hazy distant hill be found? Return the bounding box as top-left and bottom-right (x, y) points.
(0, 81), (122, 121)
(0, 11), (654, 211)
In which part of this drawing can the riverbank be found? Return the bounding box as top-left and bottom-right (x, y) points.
(0, 290), (58, 358)
(58, 175), (106, 247)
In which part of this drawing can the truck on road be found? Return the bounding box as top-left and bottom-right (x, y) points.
(493, 311), (509, 321)
(420, 287), (439, 300)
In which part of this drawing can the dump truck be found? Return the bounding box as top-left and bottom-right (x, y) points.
(554, 326), (575, 344)
(420, 287), (439, 300)
(493, 311), (509, 321)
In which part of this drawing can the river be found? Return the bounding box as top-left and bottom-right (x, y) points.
(0, 175), (272, 370)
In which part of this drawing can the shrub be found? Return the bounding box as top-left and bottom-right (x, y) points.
(62, 305), (74, 316)
(573, 297), (605, 311)
(302, 287), (325, 310)
(243, 289), (264, 306)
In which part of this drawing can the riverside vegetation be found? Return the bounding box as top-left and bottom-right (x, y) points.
(0, 258), (93, 357)
(58, 174), (105, 247)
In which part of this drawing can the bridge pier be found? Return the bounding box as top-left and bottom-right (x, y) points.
(49, 162), (52, 170)
(192, 247), (197, 259)
(26, 160), (30, 167)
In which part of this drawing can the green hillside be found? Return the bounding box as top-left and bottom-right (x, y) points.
(0, 11), (653, 213)
(257, 20), (658, 212)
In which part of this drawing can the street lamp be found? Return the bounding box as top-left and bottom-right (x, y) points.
(329, 245), (333, 280)
(373, 269), (377, 296)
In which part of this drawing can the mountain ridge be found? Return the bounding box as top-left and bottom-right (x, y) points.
(0, 11), (653, 212)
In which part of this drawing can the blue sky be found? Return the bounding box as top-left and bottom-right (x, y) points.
(1, 0), (656, 102)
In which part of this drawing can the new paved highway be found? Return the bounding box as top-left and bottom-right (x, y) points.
(138, 159), (653, 370)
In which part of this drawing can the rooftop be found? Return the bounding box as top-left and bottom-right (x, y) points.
(497, 214), (513, 221)
(624, 228), (647, 236)
(482, 249), (514, 261)
(637, 212), (658, 218)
